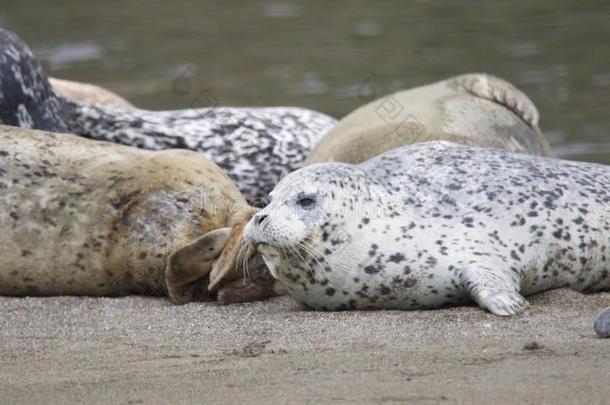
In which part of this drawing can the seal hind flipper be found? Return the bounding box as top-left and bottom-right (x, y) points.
(166, 227), (231, 304)
(453, 73), (540, 128)
(594, 307), (610, 338)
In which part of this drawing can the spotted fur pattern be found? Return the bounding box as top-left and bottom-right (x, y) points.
(0, 28), (337, 202)
(65, 103), (337, 202)
(0, 28), (68, 131)
(245, 141), (610, 315)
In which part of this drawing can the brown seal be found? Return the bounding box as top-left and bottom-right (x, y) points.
(0, 124), (278, 304)
(50, 77), (134, 108)
(305, 73), (553, 165)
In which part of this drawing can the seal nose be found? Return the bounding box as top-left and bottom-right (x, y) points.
(255, 214), (268, 226)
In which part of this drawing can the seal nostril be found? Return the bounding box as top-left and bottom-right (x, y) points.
(256, 214), (268, 225)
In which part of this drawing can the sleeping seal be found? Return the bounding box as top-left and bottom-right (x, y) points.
(0, 27), (337, 202)
(244, 141), (609, 316)
(305, 73), (553, 165)
(0, 124), (279, 304)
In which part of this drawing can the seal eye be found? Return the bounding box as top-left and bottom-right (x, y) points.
(297, 196), (316, 210)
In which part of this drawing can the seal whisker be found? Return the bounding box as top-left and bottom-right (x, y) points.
(288, 244), (314, 275)
(238, 244), (252, 284)
(297, 241), (330, 273)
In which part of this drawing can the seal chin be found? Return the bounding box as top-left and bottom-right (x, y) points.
(256, 243), (281, 260)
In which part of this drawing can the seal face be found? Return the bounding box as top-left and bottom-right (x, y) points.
(0, 125), (274, 304)
(0, 28), (337, 203)
(244, 141), (610, 315)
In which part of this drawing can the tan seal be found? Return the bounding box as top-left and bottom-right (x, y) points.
(305, 73), (553, 164)
(0, 125), (278, 304)
(50, 77), (134, 108)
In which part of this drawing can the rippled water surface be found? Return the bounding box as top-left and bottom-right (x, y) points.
(2, 0), (609, 164)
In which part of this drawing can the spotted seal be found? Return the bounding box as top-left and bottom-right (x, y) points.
(0, 28), (337, 202)
(306, 73), (553, 165)
(0, 124), (280, 304)
(244, 141), (609, 316)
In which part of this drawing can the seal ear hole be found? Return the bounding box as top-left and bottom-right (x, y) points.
(166, 227), (231, 304)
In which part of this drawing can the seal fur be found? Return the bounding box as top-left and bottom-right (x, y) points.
(0, 28), (68, 132)
(0, 28), (337, 202)
(244, 141), (609, 316)
(305, 73), (553, 165)
(49, 77), (134, 108)
(0, 124), (275, 304)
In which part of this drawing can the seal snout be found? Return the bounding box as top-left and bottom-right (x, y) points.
(242, 215), (263, 247)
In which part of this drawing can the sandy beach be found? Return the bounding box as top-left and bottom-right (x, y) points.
(1, 289), (608, 404)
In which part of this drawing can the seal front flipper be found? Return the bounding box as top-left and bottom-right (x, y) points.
(207, 208), (262, 291)
(208, 220), (287, 303)
(216, 256), (287, 304)
(459, 265), (529, 316)
(166, 227), (231, 304)
(594, 307), (610, 338)
(207, 220), (252, 291)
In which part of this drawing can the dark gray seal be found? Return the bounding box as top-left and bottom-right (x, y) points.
(0, 28), (68, 132)
(243, 141), (609, 316)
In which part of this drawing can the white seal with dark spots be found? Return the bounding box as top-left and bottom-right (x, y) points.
(244, 141), (610, 316)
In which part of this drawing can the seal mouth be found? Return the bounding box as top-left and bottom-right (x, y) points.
(254, 242), (275, 256)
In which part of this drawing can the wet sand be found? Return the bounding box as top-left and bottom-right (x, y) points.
(1, 289), (608, 404)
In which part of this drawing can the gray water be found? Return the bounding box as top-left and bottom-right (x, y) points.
(2, 0), (609, 164)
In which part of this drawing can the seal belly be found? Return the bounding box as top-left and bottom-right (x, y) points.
(517, 211), (610, 296)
